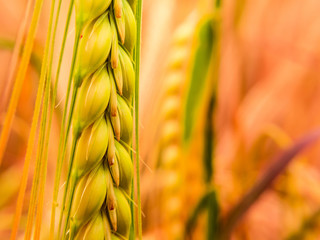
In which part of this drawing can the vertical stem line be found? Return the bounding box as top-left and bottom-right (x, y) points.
(55, 23), (81, 239)
(62, 174), (77, 240)
(23, 80), (47, 240)
(33, 75), (51, 240)
(9, 0), (52, 237)
(134, 0), (143, 239)
(53, 67), (73, 238)
(57, 80), (80, 238)
(48, 0), (75, 235)
(24, 0), (57, 235)
(129, 180), (135, 239)
(0, 0), (44, 168)
(57, 15), (84, 236)
(48, 0), (75, 238)
(59, 136), (78, 239)
(33, 0), (69, 234)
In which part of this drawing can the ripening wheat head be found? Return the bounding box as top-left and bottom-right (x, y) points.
(59, 0), (136, 239)
(157, 13), (198, 239)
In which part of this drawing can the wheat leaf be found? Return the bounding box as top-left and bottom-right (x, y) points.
(220, 129), (320, 239)
(183, 17), (215, 145)
(185, 189), (219, 239)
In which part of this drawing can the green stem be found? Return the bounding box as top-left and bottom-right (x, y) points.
(58, 76), (80, 236)
(207, 191), (219, 240)
(49, 0), (75, 238)
(129, 173), (135, 239)
(57, 97), (79, 238)
(134, 0), (143, 239)
(38, 0), (72, 235)
(56, 23), (81, 238)
(185, 190), (217, 238)
(203, 95), (215, 184)
(56, 68), (73, 237)
(61, 147), (78, 239)
(69, 222), (77, 240)
(34, 74), (51, 240)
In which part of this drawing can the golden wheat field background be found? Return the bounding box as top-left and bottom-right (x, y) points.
(1, 0), (320, 239)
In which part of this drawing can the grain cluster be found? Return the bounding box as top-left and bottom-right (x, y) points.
(157, 14), (197, 239)
(60, 0), (136, 239)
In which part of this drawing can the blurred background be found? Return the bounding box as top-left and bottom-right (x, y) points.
(1, 0), (320, 239)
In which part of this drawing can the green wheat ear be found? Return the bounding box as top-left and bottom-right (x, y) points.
(57, 0), (142, 239)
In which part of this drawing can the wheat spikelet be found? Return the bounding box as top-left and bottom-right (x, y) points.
(58, 0), (136, 239)
(156, 13), (198, 239)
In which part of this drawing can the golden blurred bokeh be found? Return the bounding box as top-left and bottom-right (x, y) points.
(1, 0), (320, 239)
